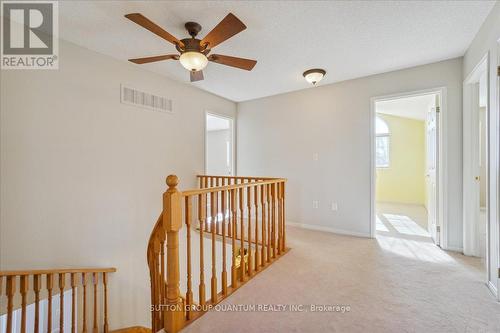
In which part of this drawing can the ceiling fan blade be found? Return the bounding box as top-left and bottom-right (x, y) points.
(125, 13), (184, 47)
(208, 54), (257, 71)
(190, 70), (204, 82)
(129, 54), (179, 64)
(201, 13), (246, 49)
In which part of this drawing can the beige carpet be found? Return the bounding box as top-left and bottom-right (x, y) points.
(183, 225), (500, 333)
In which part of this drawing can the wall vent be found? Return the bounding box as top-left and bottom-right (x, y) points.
(121, 84), (172, 113)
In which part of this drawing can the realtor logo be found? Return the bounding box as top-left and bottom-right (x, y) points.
(1, 0), (59, 69)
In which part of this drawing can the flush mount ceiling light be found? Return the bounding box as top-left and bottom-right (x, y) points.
(303, 69), (326, 85)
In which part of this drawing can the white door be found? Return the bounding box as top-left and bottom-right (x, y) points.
(426, 106), (439, 245)
(205, 113), (234, 176)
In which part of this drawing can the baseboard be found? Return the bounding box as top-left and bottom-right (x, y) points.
(442, 245), (463, 253)
(286, 222), (371, 238)
(376, 201), (426, 207)
(487, 281), (498, 298)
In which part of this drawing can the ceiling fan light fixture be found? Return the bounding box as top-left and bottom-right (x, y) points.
(179, 51), (208, 71)
(303, 69), (326, 85)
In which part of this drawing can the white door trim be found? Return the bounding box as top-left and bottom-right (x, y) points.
(369, 87), (448, 249)
(204, 111), (236, 176)
(463, 52), (490, 285)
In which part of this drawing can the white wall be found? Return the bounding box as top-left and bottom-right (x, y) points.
(237, 58), (463, 245)
(0, 39), (236, 328)
(463, 1), (500, 297)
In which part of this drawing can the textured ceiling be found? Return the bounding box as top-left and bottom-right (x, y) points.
(59, 1), (495, 102)
(376, 94), (436, 121)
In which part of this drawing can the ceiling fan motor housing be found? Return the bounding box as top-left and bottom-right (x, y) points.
(176, 38), (210, 54)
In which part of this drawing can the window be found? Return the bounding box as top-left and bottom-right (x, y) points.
(375, 116), (390, 168)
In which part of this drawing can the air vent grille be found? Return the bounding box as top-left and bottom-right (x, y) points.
(121, 85), (172, 113)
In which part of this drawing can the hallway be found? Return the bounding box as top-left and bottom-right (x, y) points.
(184, 225), (499, 333)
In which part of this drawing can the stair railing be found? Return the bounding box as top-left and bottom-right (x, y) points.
(0, 267), (116, 333)
(148, 174), (288, 333)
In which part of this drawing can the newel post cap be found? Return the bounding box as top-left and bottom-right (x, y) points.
(166, 175), (179, 189)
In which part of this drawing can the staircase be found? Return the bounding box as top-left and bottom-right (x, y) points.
(148, 174), (289, 333)
(0, 174), (288, 333)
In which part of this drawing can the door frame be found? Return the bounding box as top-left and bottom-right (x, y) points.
(369, 87), (448, 248)
(204, 111), (236, 176)
(497, 40), (500, 301)
(463, 52), (491, 286)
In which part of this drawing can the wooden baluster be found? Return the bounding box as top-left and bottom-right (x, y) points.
(160, 236), (166, 327)
(185, 196), (193, 320)
(163, 175), (184, 333)
(210, 191), (218, 303)
(247, 186), (253, 277)
(226, 179), (232, 237)
(34, 274), (41, 333)
(20, 275), (28, 333)
(230, 188), (238, 288)
(239, 187), (246, 281)
(254, 185), (260, 271)
(261, 184), (267, 266)
(216, 178), (221, 234)
(282, 181), (286, 251)
(92, 272), (98, 333)
(279, 181), (284, 253)
(82, 273), (88, 333)
(198, 193), (206, 305)
(70, 273), (76, 333)
(221, 178), (226, 236)
(266, 184), (272, 262)
(150, 244), (160, 332)
(47, 273), (53, 333)
(103, 272), (109, 333)
(272, 183), (277, 258)
(6, 276), (15, 333)
(277, 182), (282, 256)
(59, 273), (65, 333)
(233, 178), (238, 239)
(221, 189), (228, 295)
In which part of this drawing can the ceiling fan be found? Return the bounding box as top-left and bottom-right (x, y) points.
(125, 12), (257, 82)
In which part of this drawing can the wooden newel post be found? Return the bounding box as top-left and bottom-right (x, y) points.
(163, 175), (185, 333)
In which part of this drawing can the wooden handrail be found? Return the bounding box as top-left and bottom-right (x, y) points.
(1, 267), (116, 333)
(197, 175), (281, 180)
(182, 178), (287, 196)
(148, 174), (289, 333)
(0, 267), (116, 276)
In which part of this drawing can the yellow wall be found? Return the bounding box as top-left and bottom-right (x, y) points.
(376, 113), (426, 205)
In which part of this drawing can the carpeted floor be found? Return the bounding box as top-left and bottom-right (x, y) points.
(183, 224), (500, 333)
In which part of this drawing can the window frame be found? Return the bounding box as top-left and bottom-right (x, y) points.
(375, 117), (391, 169)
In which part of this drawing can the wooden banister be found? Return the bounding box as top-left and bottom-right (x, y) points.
(0, 267), (116, 333)
(147, 174), (288, 333)
(162, 175), (184, 333)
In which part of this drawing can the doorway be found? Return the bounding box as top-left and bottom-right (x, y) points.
(205, 112), (234, 176)
(463, 53), (489, 276)
(370, 89), (445, 247)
